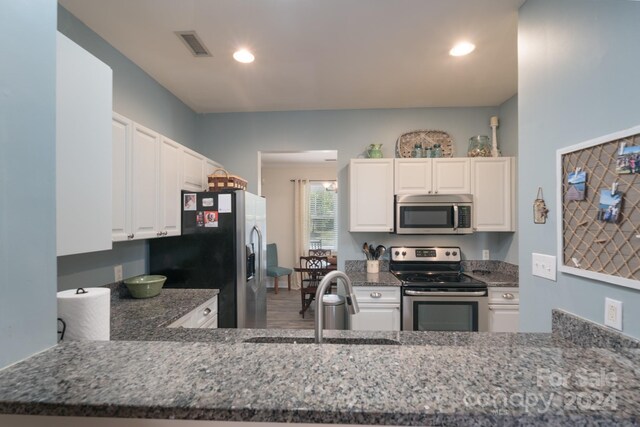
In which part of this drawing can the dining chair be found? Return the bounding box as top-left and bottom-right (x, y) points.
(298, 256), (328, 318)
(266, 243), (292, 294)
(308, 249), (331, 257)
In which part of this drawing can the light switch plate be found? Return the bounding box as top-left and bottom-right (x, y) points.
(604, 298), (622, 330)
(482, 250), (490, 260)
(532, 253), (557, 281)
(114, 264), (123, 282)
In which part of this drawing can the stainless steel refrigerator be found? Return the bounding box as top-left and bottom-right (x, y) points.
(149, 190), (267, 328)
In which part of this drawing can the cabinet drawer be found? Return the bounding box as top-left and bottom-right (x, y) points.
(488, 288), (519, 304)
(168, 295), (218, 328)
(354, 287), (400, 304)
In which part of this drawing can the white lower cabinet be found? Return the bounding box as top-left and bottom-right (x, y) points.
(168, 296), (218, 329)
(488, 287), (519, 332)
(349, 287), (401, 331)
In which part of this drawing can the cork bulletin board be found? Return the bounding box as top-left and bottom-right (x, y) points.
(557, 125), (640, 291)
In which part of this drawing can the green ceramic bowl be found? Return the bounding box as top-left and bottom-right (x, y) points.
(124, 275), (166, 299)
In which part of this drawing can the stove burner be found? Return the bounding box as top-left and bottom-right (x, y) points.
(399, 273), (463, 283)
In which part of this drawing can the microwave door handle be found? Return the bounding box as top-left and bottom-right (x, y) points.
(453, 204), (459, 230)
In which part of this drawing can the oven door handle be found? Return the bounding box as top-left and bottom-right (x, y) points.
(404, 290), (486, 297)
(453, 204), (459, 230)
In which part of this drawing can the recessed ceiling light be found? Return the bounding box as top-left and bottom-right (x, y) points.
(233, 49), (254, 63)
(449, 42), (475, 57)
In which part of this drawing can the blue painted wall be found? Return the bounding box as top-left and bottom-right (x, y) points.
(518, 0), (640, 338)
(0, 0), (58, 368)
(196, 105), (519, 266)
(56, 6), (200, 290)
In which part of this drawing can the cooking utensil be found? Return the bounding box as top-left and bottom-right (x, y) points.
(369, 244), (375, 259)
(375, 245), (386, 260)
(363, 242), (371, 260)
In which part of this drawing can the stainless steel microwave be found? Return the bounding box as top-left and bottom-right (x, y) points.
(394, 194), (473, 234)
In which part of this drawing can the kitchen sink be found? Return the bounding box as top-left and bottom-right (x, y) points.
(243, 337), (401, 345)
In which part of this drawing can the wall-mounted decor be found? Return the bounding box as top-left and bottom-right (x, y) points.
(557, 124), (640, 291)
(533, 187), (549, 224)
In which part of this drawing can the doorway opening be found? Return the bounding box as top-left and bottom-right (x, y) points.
(259, 150), (338, 329)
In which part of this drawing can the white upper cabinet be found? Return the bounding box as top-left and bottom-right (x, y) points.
(159, 137), (182, 237)
(111, 114), (132, 242)
(394, 159), (433, 194)
(394, 158), (470, 195)
(433, 158), (471, 194)
(56, 32), (113, 256)
(131, 123), (160, 240)
(349, 159), (395, 232)
(471, 157), (515, 232)
(112, 112), (222, 241)
(181, 148), (205, 191)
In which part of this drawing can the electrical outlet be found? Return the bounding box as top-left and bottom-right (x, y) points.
(604, 298), (622, 330)
(531, 253), (557, 281)
(114, 264), (123, 282)
(482, 250), (490, 260)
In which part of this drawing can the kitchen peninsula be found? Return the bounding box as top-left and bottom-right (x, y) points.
(0, 286), (638, 426)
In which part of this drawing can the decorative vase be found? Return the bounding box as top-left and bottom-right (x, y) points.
(367, 144), (383, 158)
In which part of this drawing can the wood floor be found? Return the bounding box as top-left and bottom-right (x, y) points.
(266, 287), (315, 329)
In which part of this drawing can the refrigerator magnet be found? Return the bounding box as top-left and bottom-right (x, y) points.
(183, 193), (197, 211)
(204, 211), (219, 227)
(218, 194), (232, 213)
(202, 198), (214, 207)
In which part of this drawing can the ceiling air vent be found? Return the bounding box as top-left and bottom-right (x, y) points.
(175, 31), (211, 57)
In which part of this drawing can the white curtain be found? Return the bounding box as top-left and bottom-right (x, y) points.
(292, 179), (309, 289)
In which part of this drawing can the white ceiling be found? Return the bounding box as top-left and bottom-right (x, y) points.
(59, 0), (524, 114)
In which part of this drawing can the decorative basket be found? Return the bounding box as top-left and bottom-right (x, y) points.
(395, 130), (454, 158)
(207, 168), (247, 192)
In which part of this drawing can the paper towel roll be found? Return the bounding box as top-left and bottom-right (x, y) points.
(57, 287), (110, 341)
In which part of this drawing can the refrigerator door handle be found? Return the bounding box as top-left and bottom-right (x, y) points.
(251, 225), (263, 285)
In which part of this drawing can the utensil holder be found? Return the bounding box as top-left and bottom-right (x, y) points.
(366, 260), (380, 274)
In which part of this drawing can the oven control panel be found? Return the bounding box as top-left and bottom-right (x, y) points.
(390, 246), (461, 262)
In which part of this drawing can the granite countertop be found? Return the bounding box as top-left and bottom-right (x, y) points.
(1, 302), (639, 425)
(464, 270), (519, 287)
(347, 271), (402, 287)
(110, 286), (220, 341)
(345, 259), (519, 288)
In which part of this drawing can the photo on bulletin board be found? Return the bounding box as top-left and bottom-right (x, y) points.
(196, 211), (204, 227)
(616, 143), (640, 174)
(597, 189), (622, 223)
(204, 211), (218, 228)
(565, 170), (587, 201)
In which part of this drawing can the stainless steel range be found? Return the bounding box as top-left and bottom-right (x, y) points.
(390, 246), (488, 332)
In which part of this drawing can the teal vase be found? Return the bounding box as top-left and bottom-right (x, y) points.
(367, 144), (383, 158)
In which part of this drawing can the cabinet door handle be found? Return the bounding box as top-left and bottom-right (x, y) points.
(428, 190), (432, 194)
(370, 292), (382, 298)
(203, 308), (212, 316)
(434, 190), (438, 194)
(157, 231), (163, 236)
(502, 293), (515, 300)
(127, 233), (134, 239)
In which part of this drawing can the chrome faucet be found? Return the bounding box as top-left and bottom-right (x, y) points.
(314, 271), (359, 343)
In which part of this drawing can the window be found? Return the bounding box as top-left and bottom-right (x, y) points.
(308, 181), (338, 250)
